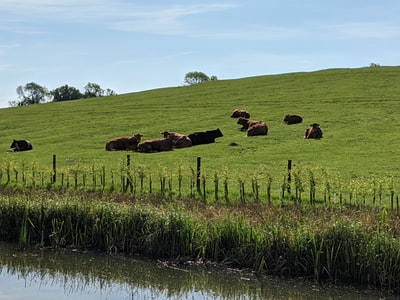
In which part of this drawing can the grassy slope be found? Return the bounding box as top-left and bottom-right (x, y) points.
(1, 66), (400, 182)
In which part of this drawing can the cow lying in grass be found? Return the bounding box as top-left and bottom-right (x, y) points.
(161, 131), (192, 148)
(105, 133), (143, 151)
(230, 109), (250, 119)
(246, 122), (268, 136)
(138, 137), (174, 153)
(8, 139), (33, 152)
(283, 114), (303, 125)
(237, 117), (263, 131)
(187, 128), (223, 146)
(304, 123), (323, 139)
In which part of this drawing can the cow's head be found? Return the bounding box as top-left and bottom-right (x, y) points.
(237, 117), (248, 125)
(132, 133), (143, 141)
(161, 131), (167, 137)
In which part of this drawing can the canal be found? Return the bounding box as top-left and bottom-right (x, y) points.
(0, 243), (395, 299)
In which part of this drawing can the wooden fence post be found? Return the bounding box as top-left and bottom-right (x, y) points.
(197, 157), (201, 193)
(126, 154), (131, 191)
(287, 159), (292, 194)
(52, 154), (56, 184)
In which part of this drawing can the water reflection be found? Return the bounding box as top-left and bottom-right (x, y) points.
(0, 243), (395, 299)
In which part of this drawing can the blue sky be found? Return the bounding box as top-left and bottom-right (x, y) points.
(1, 0), (399, 108)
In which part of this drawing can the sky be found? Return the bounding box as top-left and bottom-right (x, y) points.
(1, 0), (399, 108)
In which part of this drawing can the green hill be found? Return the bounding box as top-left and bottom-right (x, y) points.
(1, 66), (400, 183)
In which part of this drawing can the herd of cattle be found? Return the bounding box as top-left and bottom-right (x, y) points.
(105, 128), (223, 153)
(104, 109), (323, 153)
(6, 109), (323, 153)
(231, 109), (323, 139)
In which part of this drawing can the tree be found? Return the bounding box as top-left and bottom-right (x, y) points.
(184, 71), (211, 85)
(104, 88), (117, 96)
(369, 62), (381, 67)
(16, 82), (50, 105)
(51, 85), (83, 102)
(210, 75), (218, 81)
(84, 82), (104, 98)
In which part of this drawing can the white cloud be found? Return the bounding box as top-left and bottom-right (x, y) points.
(110, 4), (239, 35)
(1, 1), (240, 36)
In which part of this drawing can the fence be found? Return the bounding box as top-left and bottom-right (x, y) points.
(0, 155), (399, 210)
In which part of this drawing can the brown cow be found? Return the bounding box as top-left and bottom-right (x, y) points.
(231, 109), (250, 119)
(283, 114), (303, 125)
(237, 117), (262, 131)
(105, 133), (143, 151)
(161, 131), (192, 148)
(138, 137), (174, 153)
(246, 122), (268, 136)
(304, 123), (323, 139)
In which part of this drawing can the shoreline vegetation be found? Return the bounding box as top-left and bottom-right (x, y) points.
(0, 185), (399, 295)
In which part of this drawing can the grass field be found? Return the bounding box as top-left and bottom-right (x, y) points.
(1, 66), (400, 197)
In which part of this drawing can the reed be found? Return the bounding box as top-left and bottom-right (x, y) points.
(0, 190), (400, 293)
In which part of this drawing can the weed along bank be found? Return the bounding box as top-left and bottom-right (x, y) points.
(0, 181), (400, 295)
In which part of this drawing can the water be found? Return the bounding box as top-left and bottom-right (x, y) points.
(0, 243), (396, 299)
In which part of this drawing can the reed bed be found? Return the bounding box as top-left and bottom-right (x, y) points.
(0, 189), (399, 293)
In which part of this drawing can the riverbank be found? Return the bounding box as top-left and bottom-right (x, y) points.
(0, 188), (399, 294)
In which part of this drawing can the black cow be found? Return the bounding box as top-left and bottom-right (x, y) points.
(284, 114), (303, 125)
(304, 123), (323, 139)
(187, 128), (223, 146)
(9, 139), (33, 152)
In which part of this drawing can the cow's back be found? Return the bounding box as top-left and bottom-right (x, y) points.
(231, 109), (250, 119)
(246, 123), (268, 136)
(284, 114), (303, 125)
(174, 136), (192, 148)
(138, 138), (173, 152)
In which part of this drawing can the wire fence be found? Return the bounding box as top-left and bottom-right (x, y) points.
(0, 155), (399, 210)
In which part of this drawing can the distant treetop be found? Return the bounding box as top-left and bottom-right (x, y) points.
(184, 71), (218, 85)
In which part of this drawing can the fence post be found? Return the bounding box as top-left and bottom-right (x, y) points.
(126, 154), (131, 191)
(52, 154), (56, 184)
(127, 154), (131, 168)
(196, 157), (201, 194)
(287, 160), (292, 194)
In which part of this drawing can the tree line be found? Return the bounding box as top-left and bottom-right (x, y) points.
(9, 82), (117, 107)
(9, 71), (217, 107)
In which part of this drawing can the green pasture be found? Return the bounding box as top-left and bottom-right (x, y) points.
(1, 66), (400, 190)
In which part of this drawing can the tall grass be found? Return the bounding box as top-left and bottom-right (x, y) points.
(0, 190), (400, 293)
